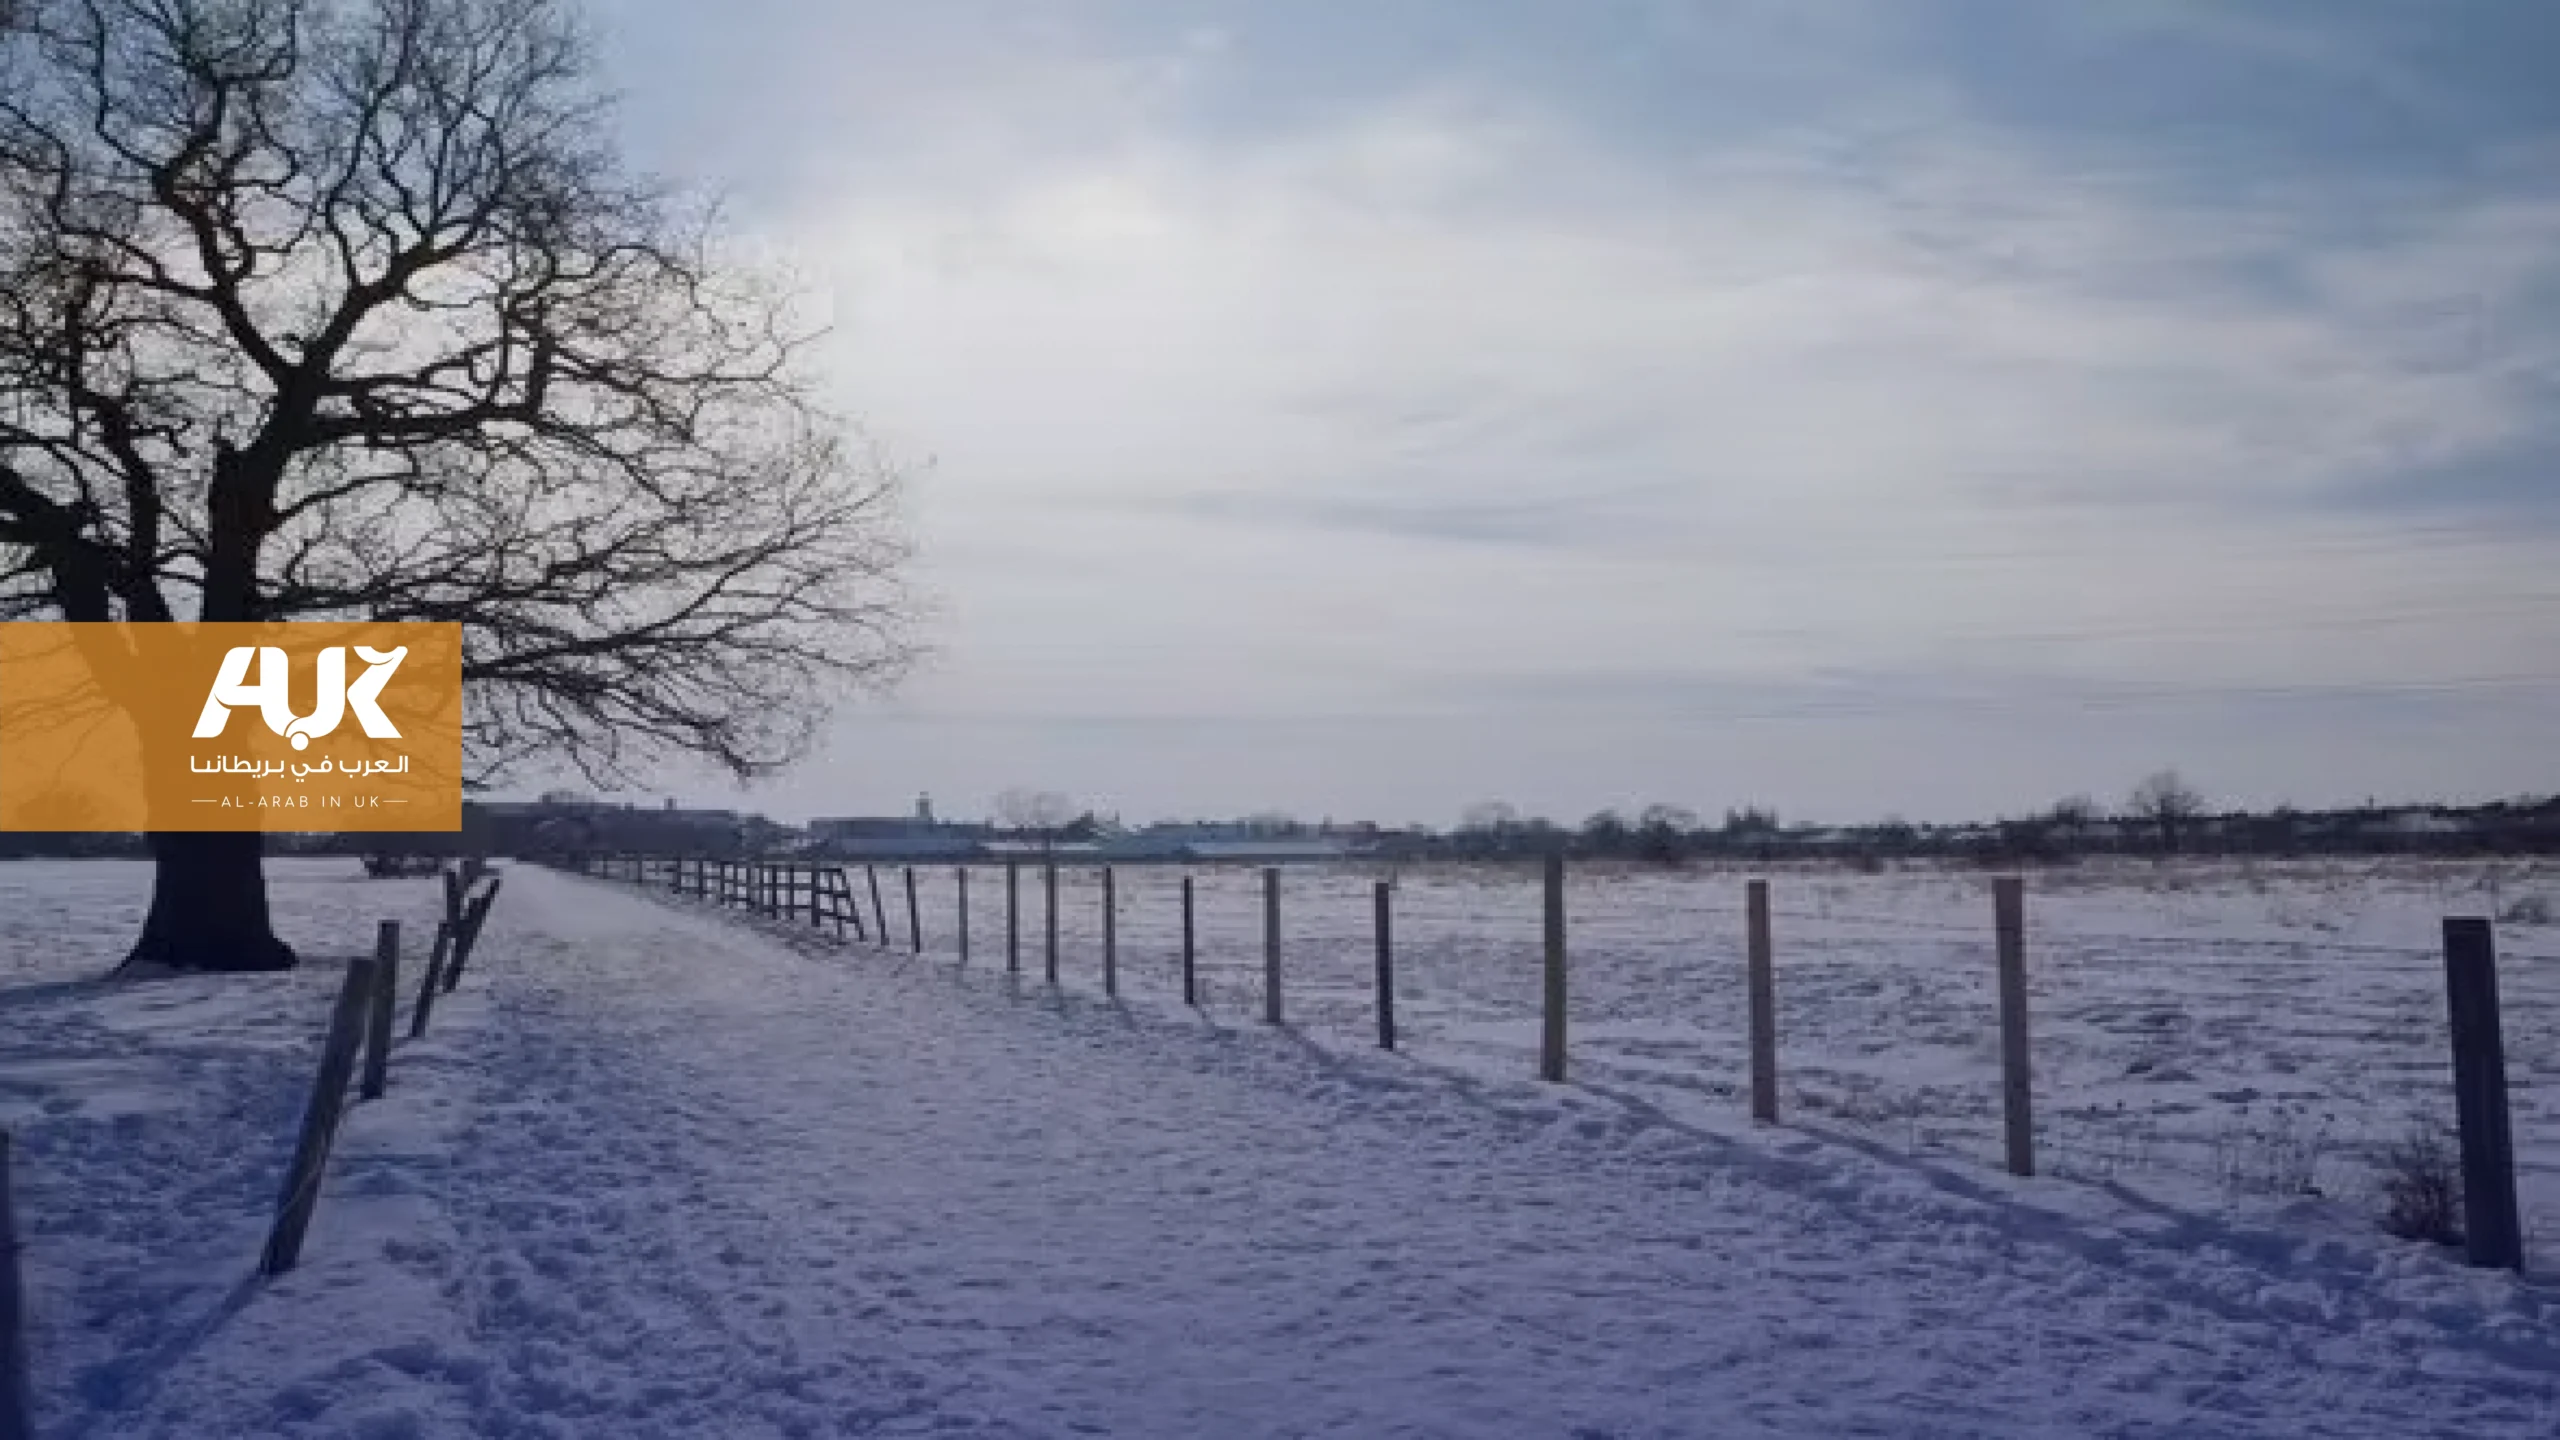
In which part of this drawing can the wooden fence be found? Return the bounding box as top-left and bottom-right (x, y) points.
(261, 861), (505, 1277)
(559, 850), (2529, 1273)
(0, 858), (506, 1438)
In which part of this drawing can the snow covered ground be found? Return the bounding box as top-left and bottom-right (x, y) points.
(4, 855), (2558, 1437)
(968, 857), (2560, 1264)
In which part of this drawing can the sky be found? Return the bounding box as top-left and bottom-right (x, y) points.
(572, 0), (2560, 828)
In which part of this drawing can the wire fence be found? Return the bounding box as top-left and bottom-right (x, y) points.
(572, 853), (2557, 1264)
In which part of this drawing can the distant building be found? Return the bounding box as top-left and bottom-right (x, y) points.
(978, 839), (1103, 860)
(1181, 839), (1358, 863)
(467, 796), (761, 857)
(808, 795), (991, 859)
(2378, 808), (2464, 836)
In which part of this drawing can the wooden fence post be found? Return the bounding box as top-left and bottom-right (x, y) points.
(1374, 879), (1396, 1050)
(439, 892), (485, 995)
(2444, 917), (2523, 1270)
(1746, 880), (1779, 1122)
(1044, 862), (1060, 984)
(1263, 867), (1283, 1025)
(1102, 867), (1118, 997)
(358, 921), (399, 1102)
(1006, 862), (1021, 973)
(837, 867), (864, 942)
(1541, 854), (1567, 1083)
(958, 868), (971, 965)
(1995, 876), (2034, 1177)
(0, 1132), (30, 1440)
(441, 879), (503, 994)
(408, 920), (452, 1039)
(1181, 874), (1197, 1006)
(866, 866), (889, 947)
(904, 866), (922, 953)
(261, 955), (381, 1276)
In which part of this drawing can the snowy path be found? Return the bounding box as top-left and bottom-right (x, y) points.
(33, 862), (2560, 1437)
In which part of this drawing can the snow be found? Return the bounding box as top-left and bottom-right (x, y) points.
(3, 855), (2557, 1437)
(1011, 857), (2560, 1256)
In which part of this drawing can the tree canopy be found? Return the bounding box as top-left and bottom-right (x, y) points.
(0, 0), (915, 791)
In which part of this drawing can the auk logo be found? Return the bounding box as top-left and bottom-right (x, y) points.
(193, 645), (409, 749)
(0, 621), (462, 833)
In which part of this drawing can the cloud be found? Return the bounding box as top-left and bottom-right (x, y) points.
(784, 58), (2558, 677)
(586, 1), (2560, 819)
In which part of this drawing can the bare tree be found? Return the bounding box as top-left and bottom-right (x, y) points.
(0, 0), (914, 969)
(1579, 808), (1629, 853)
(2047, 794), (2100, 833)
(1637, 802), (1696, 833)
(2127, 770), (2205, 854)
(1634, 802), (1694, 864)
(1238, 809), (1300, 838)
(991, 788), (1078, 851)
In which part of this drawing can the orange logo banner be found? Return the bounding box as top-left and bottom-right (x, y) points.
(0, 622), (463, 832)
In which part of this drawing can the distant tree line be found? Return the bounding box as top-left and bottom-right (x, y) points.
(10, 770), (2560, 864)
(1404, 773), (2560, 864)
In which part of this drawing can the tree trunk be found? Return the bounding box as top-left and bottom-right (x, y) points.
(122, 832), (298, 973)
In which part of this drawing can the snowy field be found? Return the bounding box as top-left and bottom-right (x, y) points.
(3, 855), (2558, 1437)
(926, 856), (2560, 1261)
(0, 858), (478, 1436)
